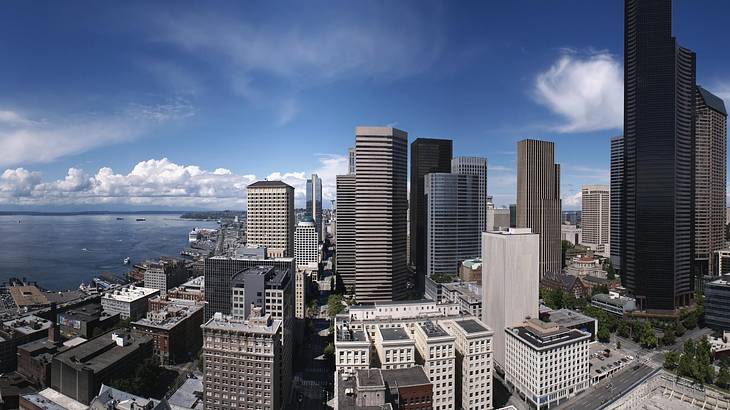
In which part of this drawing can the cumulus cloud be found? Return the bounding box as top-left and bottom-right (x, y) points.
(562, 191), (582, 209)
(0, 154), (347, 209)
(533, 51), (623, 133)
(0, 99), (194, 168)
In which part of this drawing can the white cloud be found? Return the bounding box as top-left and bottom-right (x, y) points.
(0, 154), (348, 209)
(562, 191), (582, 209)
(533, 51), (623, 133)
(712, 82), (730, 106)
(0, 100), (194, 168)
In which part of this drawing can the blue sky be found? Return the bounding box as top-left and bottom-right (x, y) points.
(0, 1), (728, 210)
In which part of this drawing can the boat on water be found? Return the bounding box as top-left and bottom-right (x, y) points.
(123, 257), (131, 265)
(136, 218), (146, 221)
(116, 217), (124, 220)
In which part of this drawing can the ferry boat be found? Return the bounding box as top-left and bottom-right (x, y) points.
(123, 257), (131, 265)
(135, 218), (146, 222)
(116, 217), (124, 220)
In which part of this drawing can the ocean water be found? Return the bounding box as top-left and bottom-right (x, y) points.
(0, 214), (217, 290)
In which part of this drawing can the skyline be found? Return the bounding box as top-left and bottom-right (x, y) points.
(1, 1), (730, 210)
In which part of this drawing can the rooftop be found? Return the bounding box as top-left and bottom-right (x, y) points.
(698, 85), (728, 115)
(378, 327), (411, 341)
(709, 274), (730, 288)
(60, 302), (104, 321)
(337, 325), (368, 342)
(3, 314), (52, 335)
(462, 258), (482, 269)
(53, 329), (152, 373)
(247, 180), (293, 189)
(22, 388), (87, 410)
(102, 285), (159, 303)
(454, 319), (490, 335)
(181, 276), (204, 289)
(9, 285), (49, 307)
(202, 313), (281, 335)
(508, 319), (589, 350)
(356, 369), (385, 388)
(419, 321), (449, 338)
(381, 366), (431, 389)
(91, 384), (162, 410)
(231, 265), (290, 287)
(131, 304), (203, 331)
(168, 376), (204, 410)
(547, 309), (596, 328)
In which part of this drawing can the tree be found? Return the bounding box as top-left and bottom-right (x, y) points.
(327, 294), (345, 318)
(616, 340), (622, 350)
(661, 330), (676, 347)
(683, 313), (698, 330)
(617, 320), (632, 339)
(675, 322), (687, 337)
(604, 259), (616, 281)
(561, 240), (575, 268)
(717, 361), (730, 389)
(664, 351), (680, 370)
(592, 285), (610, 296)
(598, 326), (611, 343)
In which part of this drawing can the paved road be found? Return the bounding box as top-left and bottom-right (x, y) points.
(557, 364), (657, 410)
(291, 318), (332, 409)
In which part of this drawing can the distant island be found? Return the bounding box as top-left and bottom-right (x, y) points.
(0, 210), (187, 216)
(179, 210), (245, 220)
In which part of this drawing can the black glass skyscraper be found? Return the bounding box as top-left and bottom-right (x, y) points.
(409, 138), (452, 292)
(622, 0), (696, 310)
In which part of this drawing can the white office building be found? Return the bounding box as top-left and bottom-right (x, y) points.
(101, 285), (160, 320)
(581, 185), (610, 253)
(334, 323), (371, 372)
(483, 228), (540, 370)
(375, 326), (415, 370)
(504, 319), (591, 409)
(442, 319), (494, 410)
(294, 218), (319, 268)
(414, 321), (456, 410)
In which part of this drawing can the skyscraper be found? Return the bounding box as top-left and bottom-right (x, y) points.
(410, 138), (453, 289)
(335, 174), (356, 292)
(424, 173), (480, 277)
(355, 126), (408, 302)
(348, 147), (356, 175)
(306, 174), (323, 240)
(622, 0), (696, 310)
(581, 185), (610, 253)
(694, 86), (727, 276)
(516, 139), (561, 276)
(451, 157), (488, 234)
(247, 181), (295, 258)
(482, 228), (539, 370)
(294, 217), (319, 268)
(610, 136), (624, 269)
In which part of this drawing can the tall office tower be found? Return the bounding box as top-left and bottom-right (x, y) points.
(306, 174), (323, 239)
(348, 147), (356, 175)
(483, 228), (539, 370)
(610, 137), (624, 268)
(516, 139), (562, 276)
(335, 174), (356, 292)
(425, 173), (480, 278)
(509, 204), (517, 228)
(355, 127), (408, 302)
(581, 185), (610, 253)
(202, 308), (283, 410)
(695, 86), (727, 276)
(410, 138), (453, 288)
(294, 217), (319, 268)
(623, 0), (696, 310)
(203, 255), (295, 320)
(451, 157), (488, 234)
(247, 181), (295, 258)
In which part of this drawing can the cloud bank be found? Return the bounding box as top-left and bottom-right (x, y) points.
(534, 51), (623, 133)
(0, 155), (347, 209)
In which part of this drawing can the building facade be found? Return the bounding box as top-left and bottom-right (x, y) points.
(694, 86), (727, 276)
(482, 228), (540, 369)
(355, 127), (408, 302)
(294, 218), (319, 268)
(621, 0), (696, 311)
(201, 310), (282, 410)
(143, 259), (188, 296)
(581, 185), (610, 253)
(425, 173), (481, 278)
(410, 138), (453, 291)
(705, 275), (730, 331)
(443, 319), (493, 410)
(335, 174), (356, 293)
(451, 157), (488, 236)
(610, 136), (623, 269)
(100, 285), (159, 320)
(413, 321), (456, 410)
(306, 174), (323, 240)
(131, 302), (204, 365)
(504, 320), (590, 409)
(516, 139), (562, 276)
(246, 180), (295, 258)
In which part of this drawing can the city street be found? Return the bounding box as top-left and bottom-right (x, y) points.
(291, 318), (332, 409)
(557, 363), (658, 409)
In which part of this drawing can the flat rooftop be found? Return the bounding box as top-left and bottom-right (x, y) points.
(3, 314), (52, 335)
(53, 329), (151, 373)
(202, 314), (281, 335)
(182, 276), (204, 289)
(547, 309), (596, 328)
(22, 388), (87, 410)
(378, 327), (410, 341)
(419, 321), (449, 338)
(709, 274), (730, 288)
(168, 376), (204, 410)
(102, 286), (159, 303)
(132, 304), (203, 331)
(356, 369), (385, 388)
(381, 366), (430, 388)
(9, 285), (49, 307)
(508, 320), (589, 350)
(60, 302), (104, 321)
(337, 326), (367, 342)
(454, 319), (490, 335)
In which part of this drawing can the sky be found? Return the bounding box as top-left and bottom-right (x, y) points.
(1, 1), (729, 211)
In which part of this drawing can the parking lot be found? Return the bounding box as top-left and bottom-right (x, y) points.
(589, 342), (636, 384)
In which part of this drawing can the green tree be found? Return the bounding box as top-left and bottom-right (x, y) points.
(717, 361), (730, 389)
(683, 313), (698, 330)
(664, 351), (680, 370)
(604, 258), (616, 281)
(598, 326), (611, 343)
(638, 322), (657, 348)
(616, 340), (622, 350)
(661, 324), (676, 346)
(327, 294), (345, 318)
(675, 322), (687, 336)
(617, 320), (632, 338)
(591, 284), (610, 296)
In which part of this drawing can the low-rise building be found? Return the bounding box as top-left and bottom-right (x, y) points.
(335, 323), (371, 372)
(90, 384), (170, 410)
(590, 292), (637, 316)
(101, 285), (159, 320)
(131, 301), (204, 365)
(19, 387), (88, 410)
(201, 309), (282, 410)
(381, 366), (433, 410)
(706, 275), (730, 331)
(413, 321), (455, 410)
(17, 328), (85, 388)
(375, 326), (415, 370)
(459, 258), (482, 285)
(504, 319), (590, 409)
(542, 308), (598, 342)
(50, 329), (153, 404)
(561, 224), (582, 246)
(143, 258), (188, 296)
(0, 315), (53, 372)
(335, 366), (432, 410)
(442, 281), (482, 318)
(540, 273), (591, 299)
(565, 256), (607, 279)
(57, 302), (119, 339)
